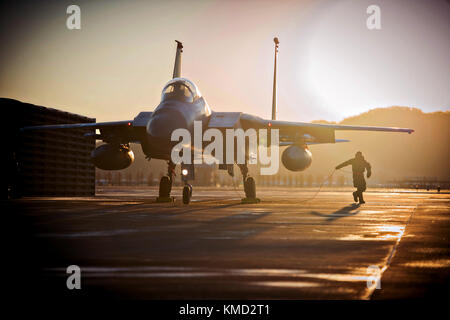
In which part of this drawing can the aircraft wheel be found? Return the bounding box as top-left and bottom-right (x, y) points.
(159, 176), (171, 198)
(244, 177), (256, 199)
(183, 184), (192, 204)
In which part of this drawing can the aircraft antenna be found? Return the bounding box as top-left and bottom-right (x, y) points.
(272, 37), (279, 121)
(173, 40), (183, 79)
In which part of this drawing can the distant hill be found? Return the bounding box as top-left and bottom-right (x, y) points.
(308, 107), (450, 183)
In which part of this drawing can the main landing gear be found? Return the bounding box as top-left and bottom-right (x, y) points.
(238, 164), (259, 203)
(156, 161), (175, 203)
(182, 183), (193, 204)
(156, 162), (259, 204)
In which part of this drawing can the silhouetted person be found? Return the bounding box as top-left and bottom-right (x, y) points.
(336, 151), (371, 204)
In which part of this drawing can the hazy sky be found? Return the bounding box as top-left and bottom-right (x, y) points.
(0, 0), (448, 122)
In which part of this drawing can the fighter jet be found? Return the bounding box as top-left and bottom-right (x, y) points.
(21, 39), (414, 204)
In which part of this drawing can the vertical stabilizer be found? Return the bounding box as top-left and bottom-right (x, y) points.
(173, 40), (183, 79)
(272, 37), (279, 121)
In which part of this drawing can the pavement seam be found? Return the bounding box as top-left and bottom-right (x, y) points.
(362, 204), (418, 300)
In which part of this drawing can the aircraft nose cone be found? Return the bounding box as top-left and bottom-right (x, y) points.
(147, 110), (188, 141)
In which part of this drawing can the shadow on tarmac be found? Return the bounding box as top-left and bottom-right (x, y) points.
(309, 203), (361, 223)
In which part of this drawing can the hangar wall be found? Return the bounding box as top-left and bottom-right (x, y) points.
(4, 98), (96, 197)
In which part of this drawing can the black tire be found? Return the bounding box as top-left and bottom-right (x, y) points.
(244, 177), (256, 199)
(183, 185), (191, 204)
(159, 176), (171, 198)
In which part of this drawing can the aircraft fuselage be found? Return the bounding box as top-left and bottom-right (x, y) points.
(144, 95), (211, 160)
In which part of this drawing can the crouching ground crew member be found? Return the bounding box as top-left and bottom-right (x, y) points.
(336, 151), (371, 204)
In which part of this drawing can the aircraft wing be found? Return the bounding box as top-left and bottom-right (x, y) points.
(264, 120), (414, 133)
(20, 111), (153, 144)
(209, 112), (414, 145)
(20, 120), (133, 131)
(241, 113), (414, 145)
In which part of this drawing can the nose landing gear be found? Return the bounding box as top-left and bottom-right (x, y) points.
(181, 164), (194, 204)
(182, 183), (193, 204)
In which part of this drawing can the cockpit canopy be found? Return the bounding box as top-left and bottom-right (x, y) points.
(161, 78), (202, 103)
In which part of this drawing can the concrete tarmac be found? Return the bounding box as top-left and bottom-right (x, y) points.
(3, 187), (449, 300)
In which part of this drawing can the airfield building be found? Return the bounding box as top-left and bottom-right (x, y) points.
(3, 98), (96, 197)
